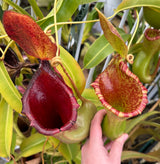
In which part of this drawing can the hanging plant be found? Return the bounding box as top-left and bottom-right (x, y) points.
(91, 9), (148, 140)
(3, 10), (96, 143)
(132, 28), (160, 83)
(91, 55), (148, 140)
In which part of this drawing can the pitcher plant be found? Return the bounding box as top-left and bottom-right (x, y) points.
(91, 9), (148, 140)
(3, 10), (96, 144)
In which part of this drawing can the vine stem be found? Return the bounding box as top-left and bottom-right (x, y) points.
(10, 154), (17, 164)
(128, 9), (139, 50)
(0, 40), (14, 60)
(51, 57), (85, 102)
(41, 136), (49, 164)
(44, 8), (116, 33)
(44, 19), (99, 33)
(53, 0), (59, 57)
(0, 34), (8, 39)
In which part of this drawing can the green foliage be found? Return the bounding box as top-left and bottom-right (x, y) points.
(0, 0), (160, 163)
(122, 150), (160, 162)
(0, 61), (22, 113)
(0, 98), (13, 157)
(83, 29), (130, 69)
(18, 133), (52, 159)
(115, 0), (160, 16)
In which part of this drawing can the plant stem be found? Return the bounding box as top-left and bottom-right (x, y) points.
(41, 136), (49, 164)
(59, 62), (85, 101)
(128, 9), (139, 50)
(44, 19), (99, 33)
(53, 0), (59, 57)
(51, 58), (85, 102)
(0, 34), (8, 39)
(0, 40), (14, 60)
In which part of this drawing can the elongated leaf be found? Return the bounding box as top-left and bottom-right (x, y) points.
(0, 61), (22, 113)
(57, 46), (86, 96)
(28, 0), (44, 19)
(129, 127), (160, 143)
(83, 29), (130, 69)
(10, 130), (16, 154)
(82, 2), (104, 43)
(125, 111), (160, 133)
(97, 9), (128, 58)
(80, 0), (98, 4)
(2, 0), (32, 18)
(83, 35), (113, 69)
(19, 133), (52, 158)
(141, 121), (160, 128)
(0, 98), (13, 157)
(122, 150), (160, 162)
(115, 0), (160, 15)
(49, 137), (80, 162)
(37, 0), (79, 31)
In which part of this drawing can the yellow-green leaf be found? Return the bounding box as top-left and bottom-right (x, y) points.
(122, 150), (160, 162)
(37, 0), (79, 31)
(0, 61), (22, 113)
(0, 98), (13, 157)
(57, 46), (86, 97)
(2, 0), (32, 17)
(19, 133), (52, 158)
(83, 29), (130, 69)
(125, 111), (160, 133)
(96, 8), (128, 59)
(82, 88), (102, 107)
(49, 137), (80, 162)
(115, 0), (160, 15)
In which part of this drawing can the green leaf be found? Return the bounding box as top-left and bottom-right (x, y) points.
(19, 133), (52, 158)
(28, 0), (44, 19)
(82, 2), (104, 43)
(37, 0), (79, 31)
(115, 0), (160, 15)
(141, 121), (160, 128)
(82, 88), (102, 107)
(6, 161), (14, 164)
(74, 151), (81, 164)
(10, 130), (16, 154)
(80, 0), (98, 4)
(128, 43), (143, 54)
(96, 8), (128, 59)
(125, 111), (160, 133)
(49, 137), (80, 162)
(57, 46), (86, 96)
(83, 29), (130, 69)
(83, 35), (113, 69)
(0, 98), (13, 157)
(2, 0), (32, 18)
(0, 61), (22, 113)
(122, 150), (160, 162)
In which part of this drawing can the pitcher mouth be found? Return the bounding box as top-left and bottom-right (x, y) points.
(91, 55), (148, 118)
(22, 60), (79, 136)
(145, 28), (160, 41)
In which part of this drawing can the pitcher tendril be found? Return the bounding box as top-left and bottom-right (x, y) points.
(128, 9), (139, 50)
(0, 40), (14, 60)
(54, 0), (59, 57)
(0, 34), (8, 39)
(44, 19), (99, 34)
(51, 58), (85, 102)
